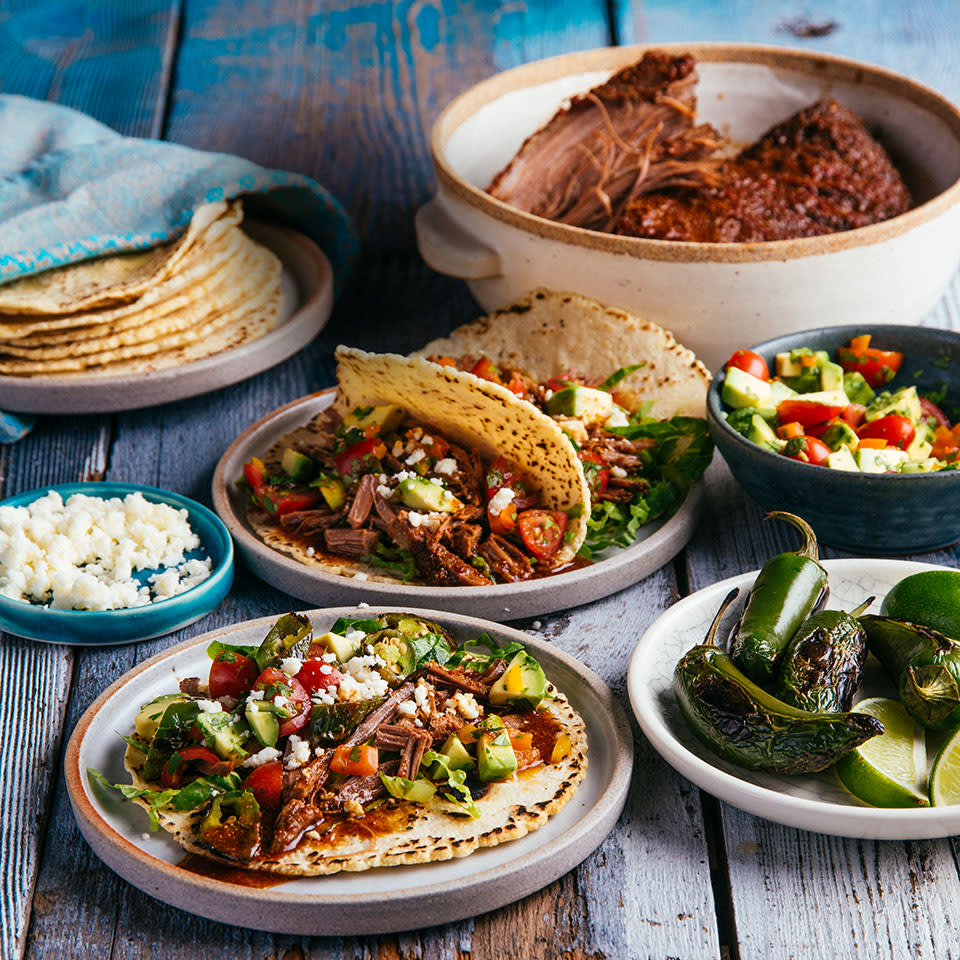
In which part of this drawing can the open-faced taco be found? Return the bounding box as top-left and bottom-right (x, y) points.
(91, 612), (587, 875)
(242, 347), (592, 586)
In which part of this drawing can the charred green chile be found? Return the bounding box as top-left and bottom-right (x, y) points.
(775, 599), (872, 713)
(675, 589), (882, 775)
(730, 512), (829, 686)
(254, 612), (312, 672)
(861, 614), (960, 730)
(307, 699), (382, 745)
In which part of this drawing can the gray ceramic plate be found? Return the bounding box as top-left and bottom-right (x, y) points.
(65, 606), (633, 934)
(628, 558), (960, 839)
(0, 222), (333, 414)
(212, 391), (703, 619)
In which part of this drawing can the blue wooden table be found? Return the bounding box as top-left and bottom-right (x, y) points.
(3, 2), (960, 957)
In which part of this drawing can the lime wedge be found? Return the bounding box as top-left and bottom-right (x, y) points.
(929, 725), (960, 805)
(835, 697), (930, 808)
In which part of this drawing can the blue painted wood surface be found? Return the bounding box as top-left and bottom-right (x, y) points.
(1, 3), (960, 958)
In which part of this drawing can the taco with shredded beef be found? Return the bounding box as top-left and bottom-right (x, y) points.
(90, 612), (587, 875)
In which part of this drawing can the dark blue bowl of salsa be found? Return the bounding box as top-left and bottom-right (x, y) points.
(707, 324), (960, 555)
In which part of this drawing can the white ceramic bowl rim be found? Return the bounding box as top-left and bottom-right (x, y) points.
(431, 42), (960, 264)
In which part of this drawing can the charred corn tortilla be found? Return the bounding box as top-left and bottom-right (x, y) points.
(414, 288), (711, 418)
(124, 682), (587, 876)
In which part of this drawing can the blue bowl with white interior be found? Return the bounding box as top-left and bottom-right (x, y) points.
(0, 482), (234, 645)
(707, 325), (960, 555)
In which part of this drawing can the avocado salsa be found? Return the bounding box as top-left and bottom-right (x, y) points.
(720, 335), (959, 473)
(90, 612), (569, 863)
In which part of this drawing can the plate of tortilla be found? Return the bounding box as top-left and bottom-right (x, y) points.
(0, 201), (333, 413)
(65, 606), (632, 934)
(212, 290), (712, 619)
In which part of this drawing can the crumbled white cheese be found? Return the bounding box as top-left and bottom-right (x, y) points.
(421, 435), (434, 447)
(321, 652), (337, 664)
(284, 734), (312, 770)
(358, 601), (369, 608)
(429, 477), (444, 486)
(405, 448), (426, 466)
(393, 470), (412, 483)
(531, 620), (542, 630)
(273, 694), (291, 712)
(396, 700), (417, 718)
(345, 629), (367, 645)
(451, 691), (481, 721)
(354, 572), (369, 581)
(319, 663), (333, 675)
(0, 490), (213, 611)
(610, 465), (628, 478)
(391, 440), (405, 458)
(488, 487), (516, 515)
(246, 689), (265, 703)
(311, 689), (335, 706)
(196, 699), (222, 714)
(344, 798), (364, 816)
(141, 832), (151, 841)
(544, 389), (554, 401)
(305, 546), (316, 557)
(410, 426), (423, 440)
(280, 657), (303, 677)
(337, 654), (389, 701)
(376, 484), (394, 499)
(242, 746), (281, 768)
(414, 681), (432, 716)
(433, 458), (457, 476)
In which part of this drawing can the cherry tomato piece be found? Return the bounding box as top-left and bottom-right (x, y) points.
(330, 743), (379, 777)
(295, 659), (343, 695)
(858, 414), (916, 450)
(487, 500), (518, 536)
(160, 746), (225, 789)
(777, 399), (847, 428)
(335, 437), (383, 482)
(470, 356), (502, 384)
(837, 343), (904, 388)
(841, 403), (867, 428)
(517, 509), (568, 559)
(579, 451), (610, 497)
(253, 669), (312, 737)
(920, 397), (951, 429)
(208, 650), (259, 700)
(783, 435), (832, 466)
(243, 761), (284, 812)
(271, 490), (323, 515)
(725, 349), (769, 381)
(485, 457), (525, 500)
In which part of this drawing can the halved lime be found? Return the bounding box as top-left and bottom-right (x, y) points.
(929, 725), (960, 805)
(835, 697), (930, 808)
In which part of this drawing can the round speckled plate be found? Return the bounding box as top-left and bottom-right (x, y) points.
(66, 607), (633, 934)
(628, 558), (960, 839)
(212, 390), (703, 620)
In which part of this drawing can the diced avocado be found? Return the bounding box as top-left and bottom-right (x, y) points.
(195, 711), (251, 761)
(488, 651), (547, 709)
(768, 379), (798, 407)
(905, 433), (933, 462)
(820, 360), (845, 392)
(721, 367), (772, 410)
(342, 404), (406, 434)
(281, 447), (315, 482)
(437, 734), (474, 772)
(381, 774), (436, 803)
(317, 630), (360, 663)
(134, 694), (188, 742)
(746, 414), (786, 453)
(775, 352), (804, 378)
(546, 385), (615, 423)
(397, 476), (462, 513)
(245, 701), (280, 748)
(477, 714), (505, 732)
(901, 458), (940, 473)
(477, 727), (518, 781)
(826, 447), (859, 472)
(784, 389), (850, 408)
(312, 475), (346, 510)
(820, 421), (860, 452)
(864, 386), (922, 423)
(725, 407), (765, 438)
(843, 371), (875, 406)
(855, 447), (909, 473)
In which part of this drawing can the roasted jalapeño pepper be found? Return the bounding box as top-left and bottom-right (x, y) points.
(674, 589), (882, 775)
(861, 615), (960, 730)
(775, 598), (873, 713)
(729, 512), (829, 686)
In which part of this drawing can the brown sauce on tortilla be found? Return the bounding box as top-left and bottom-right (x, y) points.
(177, 853), (290, 888)
(507, 709), (564, 760)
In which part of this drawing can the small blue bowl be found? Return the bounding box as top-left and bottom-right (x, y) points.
(707, 325), (960, 555)
(0, 482), (234, 645)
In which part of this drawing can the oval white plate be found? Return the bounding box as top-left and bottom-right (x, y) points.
(628, 557), (960, 839)
(66, 606), (633, 934)
(212, 391), (703, 620)
(0, 222), (333, 414)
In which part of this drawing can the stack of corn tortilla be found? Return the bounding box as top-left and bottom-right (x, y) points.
(0, 201), (283, 377)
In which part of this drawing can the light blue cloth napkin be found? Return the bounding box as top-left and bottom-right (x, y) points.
(0, 94), (359, 441)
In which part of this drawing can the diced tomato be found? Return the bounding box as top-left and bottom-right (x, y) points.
(254, 669), (311, 737)
(858, 414), (916, 450)
(160, 746), (226, 789)
(242, 458), (268, 499)
(725, 349), (769, 381)
(295, 659), (343, 695)
(783, 435), (832, 466)
(488, 500), (518, 536)
(243, 761), (284, 813)
(517, 509), (568, 559)
(335, 436), (383, 482)
(330, 743), (379, 777)
(920, 397), (951, 429)
(485, 457), (525, 500)
(504, 373), (527, 397)
(776, 421), (804, 440)
(579, 450), (610, 497)
(470, 356), (502, 385)
(508, 730), (533, 752)
(842, 403), (867, 428)
(241, 457), (321, 514)
(837, 340), (904, 388)
(777, 399), (847, 428)
(271, 490), (323, 515)
(208, 650), (259, 700)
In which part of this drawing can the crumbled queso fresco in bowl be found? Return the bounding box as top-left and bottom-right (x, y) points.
(0, 490), (213, 611)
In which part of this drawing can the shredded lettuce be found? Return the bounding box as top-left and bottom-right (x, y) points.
(88, 769), (179, 831)
(422, 751), (481, 819)
(447, 632), (526, 671)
